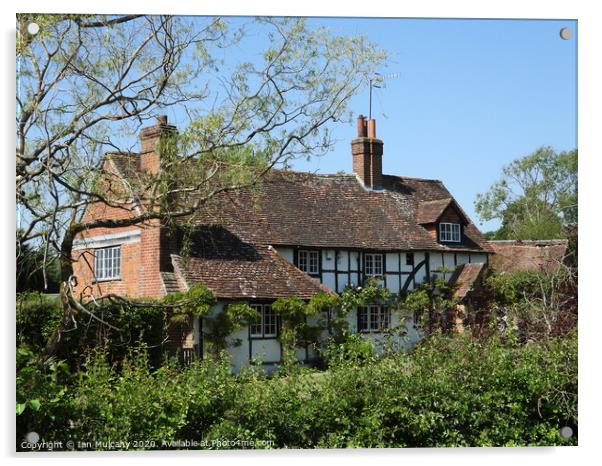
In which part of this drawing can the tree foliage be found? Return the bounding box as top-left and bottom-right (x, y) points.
(16, 14), (386, 356)
(475, 146), (577, 240)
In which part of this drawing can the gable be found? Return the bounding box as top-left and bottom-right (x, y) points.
(417, 198), (469, 226)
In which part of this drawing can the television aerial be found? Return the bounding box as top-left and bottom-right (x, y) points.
(369, 72), (400, 120)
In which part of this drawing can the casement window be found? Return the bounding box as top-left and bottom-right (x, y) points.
(94, 245), (121, 280)
(250, 304), (278, 338)
(358, 305), (390, 333)
(364, 253), (383, 276)
(406, 252), (414, 266)
(439, 223), (461, 242)
(298, 250), (319, 275)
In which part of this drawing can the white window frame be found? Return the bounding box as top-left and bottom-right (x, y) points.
(364, 253), (384, 276)
(298, 250), (319, 275)
(358, 305), (390, 333)
(249, 304), (278, 338)
(439, 222), (461, 242)
(94, 245), (121, 281)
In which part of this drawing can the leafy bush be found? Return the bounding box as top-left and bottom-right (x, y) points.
(16, 292), (168, 368)
(16, 347), (73, 447)
(484, 268), (577, 340)
(16, 330), (577, 449)
(16, 293), (63, 351)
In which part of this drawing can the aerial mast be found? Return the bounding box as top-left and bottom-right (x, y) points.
(368, 72), (400, 120)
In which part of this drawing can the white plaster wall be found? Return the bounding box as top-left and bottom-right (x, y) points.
(386, 253), (399, 272)
(349, 251), (360, 278)
(249, 338), (281, 365)
(471, 253), (488, 264)
(401, 252), (415, 274)
(336, 250), (349, 271)
(385, 274), (400, 294)
(275, 247), (294, 264)
(343, 308), (423, 352)
(456, 253), (470, 265)
(226, 325), (251, 372)
(413, 252), (427, 287)
(201, 301), (430, 372)
(429, 253), (445, 281)
(322, 249), (335, 271)
(322, 272), (336, 291)
(443, 253), (455, 271)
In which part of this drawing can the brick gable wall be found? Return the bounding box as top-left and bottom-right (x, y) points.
(72, 202), (167, 300)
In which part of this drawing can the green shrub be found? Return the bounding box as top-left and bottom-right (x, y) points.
(484, 268), (577, 340)
(205, 332), (577, 448)
(16, 346), (73, 448)
(16, 332), (577, 449)
(16, 292), (63, 351)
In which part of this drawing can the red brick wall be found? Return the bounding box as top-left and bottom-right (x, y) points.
(72, 200), (167, 300)
(425, 224), (437, 239)
(72, 151), (168, 300)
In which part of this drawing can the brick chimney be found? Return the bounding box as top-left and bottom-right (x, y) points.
(139, 115), (177, 174)
(351, 115), (384, 189)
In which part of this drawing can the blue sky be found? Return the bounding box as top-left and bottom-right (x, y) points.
(285, 17), (577, 232)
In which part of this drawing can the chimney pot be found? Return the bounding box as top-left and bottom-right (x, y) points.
(356, 115), (367, 138)
(157, 115), (168, 125)
(368, 119), (376, 139)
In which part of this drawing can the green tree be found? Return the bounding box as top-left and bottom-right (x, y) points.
(16, 239), (60, 293)
(16, 14), (386, 356)
(475, 146), (577, 240)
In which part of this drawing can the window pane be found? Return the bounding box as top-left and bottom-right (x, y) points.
(375, 255), (382, 275)
(370, 305), (379, 330)
(379, 307), (390, 330)
(358, 307), (368, 332)
(365, 254), (383, 276)
(264, 305), (277, 337)
(309, 251), (319, 274)
(299, 251), (308, 272)
(452, 224), (460, 241)
(250, 305), (263, 336)
(94, 246), (121, 280)
(440, 223), (460, 242)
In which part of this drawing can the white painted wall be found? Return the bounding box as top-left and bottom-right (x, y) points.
(273, 247), (488, 294)
(343, 308), (424, 352)
(276, 247), (294, 263)
(196, 249), (490, 372)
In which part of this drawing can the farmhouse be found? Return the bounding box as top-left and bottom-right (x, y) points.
(72, 115), (493, 369)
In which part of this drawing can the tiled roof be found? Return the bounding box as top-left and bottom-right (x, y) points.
(449, 262), (486, 300)
(107, 152), (139, 179)
(487, 240), (568, 273)
(161, 272), (183, 294)
(170, 226), (334, 300)
(416, 198), (453, 224)
(107, 151), (491, 253)
(190, 171), (491, 253)
(416, 198), (470, 225)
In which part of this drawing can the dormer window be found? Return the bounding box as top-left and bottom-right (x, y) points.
(439, 223), (461, 242)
